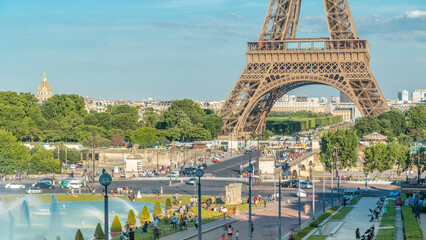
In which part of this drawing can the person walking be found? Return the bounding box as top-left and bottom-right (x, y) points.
(235, 230), (239, 240)
(414, 202), (421, 223)
(227, 225), (233, 240)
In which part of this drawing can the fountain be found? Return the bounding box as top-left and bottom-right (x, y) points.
(22, 199), (32, 239)
(49, 195), (62, 240)
(9, 211), (13, 240)
(112, 196), (138, 217)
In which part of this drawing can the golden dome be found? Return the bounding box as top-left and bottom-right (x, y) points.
(36, 71), (53, 101)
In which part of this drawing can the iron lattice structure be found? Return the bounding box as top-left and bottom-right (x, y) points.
(218, 0), (389, 137)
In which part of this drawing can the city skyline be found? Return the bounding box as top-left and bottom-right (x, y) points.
(0, 0), (425, 100)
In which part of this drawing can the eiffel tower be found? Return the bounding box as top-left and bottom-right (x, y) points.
(218, 0), (389, 137)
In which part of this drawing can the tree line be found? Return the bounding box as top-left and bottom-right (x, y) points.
(0, 92), (223, 147)
(266, 111), (343, 135)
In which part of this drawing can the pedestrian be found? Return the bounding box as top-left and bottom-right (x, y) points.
(222, 206), (228, 220)
(227, 224), (233, 240)
(235, 230), (239, 240)
(414, 202), (421, 223)
(356, 228), (360, 239)
(128, 228), (135, 240)
(264, 198), (267, 207)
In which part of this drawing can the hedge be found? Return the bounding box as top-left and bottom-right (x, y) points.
(294, 227), (315, 240)
(75, 229), (84, 240)
(165, 198), (172, 211)
(140, 205), (151, 223)
(127, 209), (137, 226)
(402, 206), (423, 240)
(94, 223), (105, 239)
(111, 215), (122, 233)
(309, 206), (339, 228)
(153, 201), (163, 217)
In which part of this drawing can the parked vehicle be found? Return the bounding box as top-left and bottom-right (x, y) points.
(60, 178), (75, 188)
(75, 162), (83, 168)
(298, 181), (313, 189)
(186, 178), (197, 185)
(296, 189), (307, 198)
(33, 182), (54, 189)
(212, 158), (220, 163)
(27, 187), (43, 194)
(281, 180), (298, 188)
(37, 178), (54, 185)
(5, 183), (26, 189)
(68, 180), (83, 189)
(167, 171), (180, 177)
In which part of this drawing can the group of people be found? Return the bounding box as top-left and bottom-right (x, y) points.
(368, 197), (384, 222)
(356, 225), (375, 240)
(400, 192), (424, 223)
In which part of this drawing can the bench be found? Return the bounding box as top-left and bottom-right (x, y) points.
(329, 222), (344, 236)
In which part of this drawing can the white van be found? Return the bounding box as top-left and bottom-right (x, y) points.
(68, 180), (83, 189)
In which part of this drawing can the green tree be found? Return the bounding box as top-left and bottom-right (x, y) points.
(153, 201), (163, 217)
(111, 215), (122, 233)
(354, 115), (382, 137)
(405, 105), (426, 133)
(132, 127), (158, 147)
(75, 229), (84, 240)
(127, 209), (137, 226)
(40, 94), (86, 121)
(29, 147), (60, 174)
(202, 113), (223, 139)
(378, 109), (407, 136)
(320, 129), (359, 176)
(162, 99), (205, 127)
(0, 130), (30, 174)
(165, 198), (172, 212)
(363, 144), (391, 176)
(143, 107), (160, 127)
(94, 223), (105, 239)
(81, 135), (112, 148)
(140, 205), (151, 223)
(407, 147), (426, 178)
(260, 130), (274, 140)
(388, 142), (409, 175)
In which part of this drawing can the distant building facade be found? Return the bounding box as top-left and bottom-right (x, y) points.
(412, 89), (426, 103)
(36, 71), (53, 101)
(397, 90), (409, 102)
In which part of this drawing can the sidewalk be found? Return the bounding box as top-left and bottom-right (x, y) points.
(161, 200), (317, 240)
(326, 197), (380, 239)
(420, 214), (426, 240)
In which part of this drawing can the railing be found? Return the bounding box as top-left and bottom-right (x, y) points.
(247, 39), (369, 52)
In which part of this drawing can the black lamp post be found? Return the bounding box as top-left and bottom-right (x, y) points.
(298, 164), (303, 228)
(99, 169), (112, 240)
(91, 133), (96, 186)
(277, 163), (289, 239)
(195, 168), (204, 240)
(247, 155), (254, 240)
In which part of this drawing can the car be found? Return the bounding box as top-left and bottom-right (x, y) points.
(27, 187), (43, 194)
(212, 158), (220, 163)
(35, 178), (54, 185)
(5, 183), (26, 189)
(60, 178), (76, 188)
(75, 163), (83, 168)
(68, 181), (83, 189)
(167, 171), (180, 177)
(33, 182), (54, 189)
(296, 189), (307, 198)
(186, 178), (197, 185)
(298, 181), (313, 189)
(281, 180), (297, 188)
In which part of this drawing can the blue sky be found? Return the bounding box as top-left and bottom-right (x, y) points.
(0, 0), (425, 101)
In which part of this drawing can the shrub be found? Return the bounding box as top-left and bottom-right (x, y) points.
(75, 229), (84, 240)
(309, 206), (339, 228)
(94, 223), (105, 239)
(153, 201), (163, 217)
(294, 226), (314, 240)
(111, 215), (122, 233)
(165, 198), (172, 211)
(402, 206), (423, 240)
(140, 205), (151, 223)
(127, 209), (137, 226)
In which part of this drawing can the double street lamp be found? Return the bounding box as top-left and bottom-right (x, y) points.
(277, 163), (290, 239)
(298, 164), (303, 228)
(196, 168), (204, 240)
(247, 154), (254, 240)
(99, 169), (112, 240)
(311, 163), (316, 219)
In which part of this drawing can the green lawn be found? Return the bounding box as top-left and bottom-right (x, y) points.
(307, 235), (327, 240)
(350, 196), (362, 205)
(380, 200), (395, 227)
(330, 206), (353, 220)
(402, 206), (423, 240)
(309, 206), (339, 227)
(375, 228), (395, 240)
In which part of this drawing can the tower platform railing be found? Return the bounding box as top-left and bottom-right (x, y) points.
(247, 39), (369, 52)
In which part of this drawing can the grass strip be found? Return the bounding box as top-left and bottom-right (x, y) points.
(330, 206), (353, 220)
(350, 196), (362, 205)
(309, 206), (340, 227)
(375, 228), (395, 240)
(380, 200), (396, 227)
(307, 235), (328, 240)
(402, 206), (423, 240)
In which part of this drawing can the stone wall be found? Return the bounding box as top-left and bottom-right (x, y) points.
(82, 148), (212, 169)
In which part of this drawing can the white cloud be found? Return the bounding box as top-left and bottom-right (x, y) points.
(406, 10), (426, 19)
